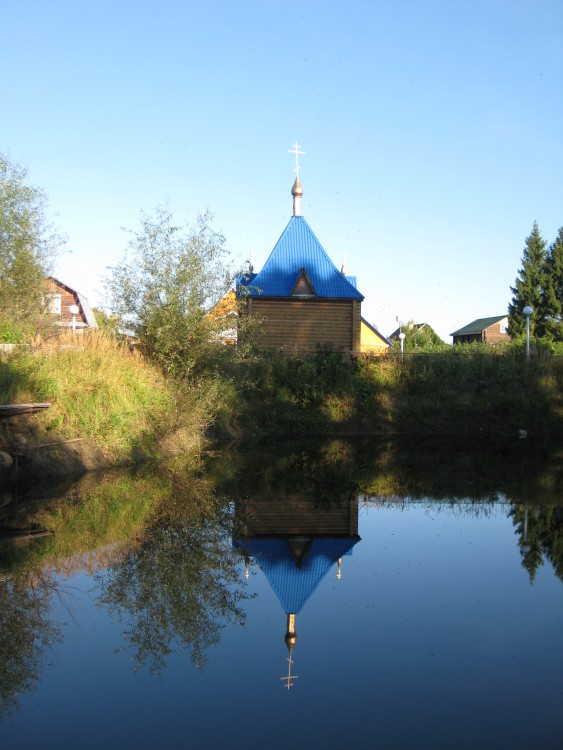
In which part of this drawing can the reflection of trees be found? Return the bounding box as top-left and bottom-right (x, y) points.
(1, 439), (561, 710)
(511, 504), (563, 583)
(206, 439), (363, 506)
(0, 575), (62, 718)
(206, 436), (563, 506)
(98, 483), (248, 673)
(0, 463), (249, 712)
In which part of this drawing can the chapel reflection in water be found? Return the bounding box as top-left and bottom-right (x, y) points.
(1, 436), (561, 710)
(233, 489), (360, 688)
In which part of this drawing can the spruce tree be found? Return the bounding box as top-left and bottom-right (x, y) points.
(543, 227), (563, 342)
(508, 222), (548, 338)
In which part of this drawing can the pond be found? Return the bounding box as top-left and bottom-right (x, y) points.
(1, 437), (562, 749)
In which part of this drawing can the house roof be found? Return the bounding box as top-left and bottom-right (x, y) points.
(238, 216), (363, 300)
(450, 315), (507, 337)
(233, 537), (359, 614)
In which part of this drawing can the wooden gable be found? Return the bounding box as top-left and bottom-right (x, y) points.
(291, 268), (316, 297)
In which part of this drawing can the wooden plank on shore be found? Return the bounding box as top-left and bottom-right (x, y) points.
(0, 403), (51, 417)
(0, 530), (54, 544)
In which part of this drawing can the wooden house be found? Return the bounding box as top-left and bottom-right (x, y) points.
(450, 315), (509, 345)
(237, 177), (364, 354)
(206, 289), (237, 345)
(44, 277), (98, 331)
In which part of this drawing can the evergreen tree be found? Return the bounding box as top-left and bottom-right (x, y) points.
(543, 227), (563, 342)
(508, 222), (548, 338)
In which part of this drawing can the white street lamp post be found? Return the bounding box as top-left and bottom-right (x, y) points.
(398, 331), (406, 360)
(69, 304), (80, 334)
(523, 305), (533, 360)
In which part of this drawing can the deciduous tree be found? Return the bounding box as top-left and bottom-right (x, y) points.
(105, 207), (234, 378)
(0, 153), (63, 341)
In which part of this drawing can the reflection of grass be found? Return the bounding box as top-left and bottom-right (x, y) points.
(35, 472), (164, 547)
(1, 468), (170, 577)
(3, 433), (562, 583)
(1, 459), (247, 693)
(207, 435), (563, 507)
(359, 437), (563, 505)
(0, 453), (218, 580)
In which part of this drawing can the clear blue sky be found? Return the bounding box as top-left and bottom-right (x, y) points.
(2, 0), (562, 341)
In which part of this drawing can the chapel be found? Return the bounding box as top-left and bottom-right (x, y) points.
(237, 146), (364, 354)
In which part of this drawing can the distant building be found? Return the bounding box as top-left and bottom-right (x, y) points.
(450, 316), (509, 345)
(360, 318), (392, 355)
(44, 277), (98, 331)
(207, 289), (237, 345)
(388, 321), (442, 347)
(237, 152), (364, 354)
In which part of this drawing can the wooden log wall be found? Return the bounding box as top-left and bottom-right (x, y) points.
(249, 298), (361, 353)
(236, 493), (359, 537)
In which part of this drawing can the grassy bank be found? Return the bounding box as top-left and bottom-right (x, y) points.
(1, 338), (561, 478)
(221, 348), (563, 441)
(0, 332), (216, 476)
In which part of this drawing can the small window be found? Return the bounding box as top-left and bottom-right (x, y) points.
(500, 322), (508, 333)
(47, 294), (62, 314)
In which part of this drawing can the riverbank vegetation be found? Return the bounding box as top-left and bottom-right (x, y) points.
(218, 346), (563, 441)
(1, 335), (562, 479)
(0, 332), (220, 475)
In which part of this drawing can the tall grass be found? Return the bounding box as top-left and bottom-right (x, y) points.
(0, 332), (214, 463)
(220, 349), (563, 439)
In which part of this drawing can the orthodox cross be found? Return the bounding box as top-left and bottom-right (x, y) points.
(280, 654), (299, 690)
(288, 141), (305, 179)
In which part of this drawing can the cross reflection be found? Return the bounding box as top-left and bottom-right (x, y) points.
(234, 491), (361, 689)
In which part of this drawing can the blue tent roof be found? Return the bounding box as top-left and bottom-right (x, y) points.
(238, 216), (363, 300)
(234, 537), (359, 614)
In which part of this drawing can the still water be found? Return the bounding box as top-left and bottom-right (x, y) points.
(1, 439), (562, 749)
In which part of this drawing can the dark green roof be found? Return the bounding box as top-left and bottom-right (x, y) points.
(450, 315), (507, 337)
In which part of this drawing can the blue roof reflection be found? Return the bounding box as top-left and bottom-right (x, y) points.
(234, 537), (359, 614)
